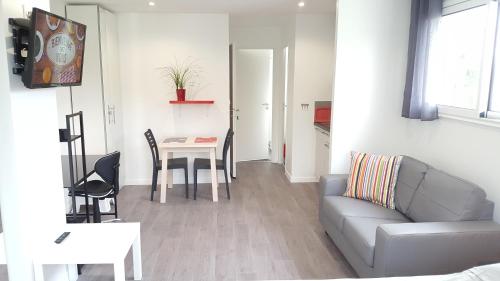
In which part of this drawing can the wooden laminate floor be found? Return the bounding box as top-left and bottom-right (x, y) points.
(0, 161), (356, 281)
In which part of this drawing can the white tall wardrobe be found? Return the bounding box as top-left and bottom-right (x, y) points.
(63, 5), (123, 155)
(58, 5), (123, 213)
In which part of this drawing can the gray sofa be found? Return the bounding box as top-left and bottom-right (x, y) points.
(319, 156), (500, 278)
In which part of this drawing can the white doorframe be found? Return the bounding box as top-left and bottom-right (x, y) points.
(270, 46), (286, 165)
(230, 44), (237, 178)
(282, 46), (289, 166)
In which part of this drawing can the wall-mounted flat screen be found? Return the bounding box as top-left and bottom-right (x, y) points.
(23, 8), (86, 88)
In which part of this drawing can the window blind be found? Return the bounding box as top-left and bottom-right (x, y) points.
(442, 0), (492, 15)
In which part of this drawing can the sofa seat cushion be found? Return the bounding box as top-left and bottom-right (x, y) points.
(408, 168), (487, 222)
(322, 196), (409, 231)
(343, 217), (410, 267)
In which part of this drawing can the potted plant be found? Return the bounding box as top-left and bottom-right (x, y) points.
(163, 60), (200, 101)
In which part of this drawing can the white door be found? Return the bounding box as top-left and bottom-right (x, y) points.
(234, 49), (273, 162)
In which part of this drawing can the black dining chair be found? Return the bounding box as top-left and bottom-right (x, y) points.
(144, 129), (189, 201)
(193, 129), (234, 200)
(71, 151), (121, 223)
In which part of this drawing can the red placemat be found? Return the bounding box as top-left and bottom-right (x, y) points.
(195, 137), (217, 143)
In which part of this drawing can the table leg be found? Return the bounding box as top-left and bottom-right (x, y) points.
(114, 260), (126, 281)
(67, 264), (78, 280)
(209, 147), (218, 202)
(33, 264), (44, 281)
(167, 152), (174, 189)
(133, 232), (143, 280)
(160, 150), (169, 204)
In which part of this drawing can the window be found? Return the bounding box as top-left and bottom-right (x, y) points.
(427, 6), (490, 109)
(488, 7), (500, 114)
(426, 0), (500, 121)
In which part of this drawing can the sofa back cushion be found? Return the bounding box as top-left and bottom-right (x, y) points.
(394, 156), (429, 215)
(480, 200), (495, 220)
(407, 168), (487, 222)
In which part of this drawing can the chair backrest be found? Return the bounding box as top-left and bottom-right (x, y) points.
(95, 151), (121, 193)
(144, 129), (160, 165)
(222, 128), (234, 164)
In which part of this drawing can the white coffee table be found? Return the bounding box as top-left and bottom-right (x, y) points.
(33, 223), (142, 281)
(0, 233), (5, 265)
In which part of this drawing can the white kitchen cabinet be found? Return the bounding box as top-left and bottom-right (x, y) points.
(315, 127), (330, 181)
(65, 5), (123, 155)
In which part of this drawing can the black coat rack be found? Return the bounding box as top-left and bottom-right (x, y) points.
(60, 111), (90, 223)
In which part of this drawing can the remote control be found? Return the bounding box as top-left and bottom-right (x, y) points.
(55, 232), (70, 244)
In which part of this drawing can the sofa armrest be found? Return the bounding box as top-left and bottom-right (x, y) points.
(374, 221), (500, 277)
(319, 174), (349, 198)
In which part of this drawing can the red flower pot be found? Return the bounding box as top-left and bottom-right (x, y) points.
(176, 89), (186, 101)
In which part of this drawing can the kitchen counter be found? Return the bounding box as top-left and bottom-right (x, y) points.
(315, 122), (331, 180)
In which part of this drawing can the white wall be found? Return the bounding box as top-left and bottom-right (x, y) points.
(288, 14), (336, 182)
(331, 0), (500, 222)
(229, 14), (336, 181)
(285, 17), (297, 174)
(330, 0), (411, 174)
(0, 1), (71, 280)
(230, 18), (289, 164)
(118, 13), (230, 185)
(0, 2), (15, 279)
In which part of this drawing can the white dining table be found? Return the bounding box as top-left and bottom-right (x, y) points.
(159, 136), (219, 203)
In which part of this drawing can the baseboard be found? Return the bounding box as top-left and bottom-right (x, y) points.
(290, 176), (318, 183)
(285, 168), (318, 183)
(122, 185), (148, 188)
(123, 174), (229, 187)
(285, 167), (293, 182)
(124, 178), (151, 186)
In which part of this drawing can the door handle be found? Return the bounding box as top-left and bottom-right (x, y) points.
(107, 105), (112, 125)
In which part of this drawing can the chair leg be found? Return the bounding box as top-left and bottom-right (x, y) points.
(184, 167), (189, 199)
(114, 194), (118, 219)
(153, 169), (158, 191)
(224, 167), (230, 200)
(194, 168), (198, 200)
(93, 198), (101, 223)
(150, 169), (158, 201)
(84, 194), (90, 223)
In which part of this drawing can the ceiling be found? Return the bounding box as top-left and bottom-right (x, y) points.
(65, 0), (336, 14)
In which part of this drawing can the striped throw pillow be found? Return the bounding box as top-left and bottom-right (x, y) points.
(344, 152), (403, 209)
